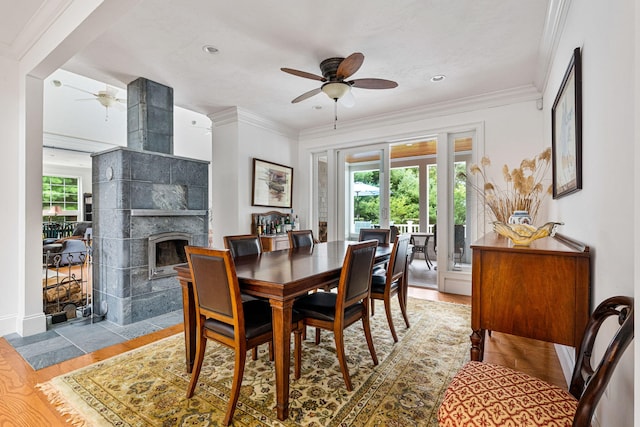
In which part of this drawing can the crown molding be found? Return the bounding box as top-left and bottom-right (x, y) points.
(300, 84), (541, 140)
(534, 0), (572, 93)
(209, 107), (297, 139)
(1, 0), (73, 60)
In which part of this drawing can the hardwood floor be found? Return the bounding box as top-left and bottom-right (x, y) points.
(0, 288), (566, 425)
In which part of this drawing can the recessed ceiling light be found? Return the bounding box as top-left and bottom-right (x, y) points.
(202, 45), (219, 54)
(430, 74), (446, 82)
(52, 80), (62, 87)
(313, 105), (322, 110)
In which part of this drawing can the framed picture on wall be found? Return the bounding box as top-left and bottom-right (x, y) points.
(551, 47), (582, 199)
(251, 158), (293, 208)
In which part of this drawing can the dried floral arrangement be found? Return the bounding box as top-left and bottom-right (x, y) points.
(463, 148), (552, 224)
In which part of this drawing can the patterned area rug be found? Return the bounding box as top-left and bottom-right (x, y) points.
(38, 298), (470, 426)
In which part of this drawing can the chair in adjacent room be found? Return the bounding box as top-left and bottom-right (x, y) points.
(294, 239), (379, 391)
(223, 234), (263, 258)
(358, 228), (391, 244)
(184, 246), (303, 426)
(453, 224), (465, 268)
(437, 295), (634, 427)
(408, 233), (431, 269)
(287, 229), (316, 248)
(370, 233), (411, 342)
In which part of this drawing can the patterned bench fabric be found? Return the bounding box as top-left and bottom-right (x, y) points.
(438, 361), (578, 426)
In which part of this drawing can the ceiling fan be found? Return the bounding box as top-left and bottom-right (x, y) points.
(281, 52), (398, 128)
(53, 80), (126, 121)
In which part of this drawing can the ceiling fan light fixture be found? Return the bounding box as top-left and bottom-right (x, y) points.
(321, 82), (351, 100)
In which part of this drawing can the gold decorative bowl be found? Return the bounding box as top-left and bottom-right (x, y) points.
(493, 221), (563, 246)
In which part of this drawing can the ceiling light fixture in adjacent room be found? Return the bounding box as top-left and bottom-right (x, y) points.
(430, 74), (446, 82)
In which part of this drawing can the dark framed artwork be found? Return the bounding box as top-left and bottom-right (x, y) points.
(551, 47), (582, 199)
(251, 158), (293, 208)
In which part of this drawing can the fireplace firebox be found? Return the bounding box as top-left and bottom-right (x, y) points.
(149, 232), (192, 279)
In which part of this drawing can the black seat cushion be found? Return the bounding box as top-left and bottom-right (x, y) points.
(370, 274), (399, 294)
(294, 291), (363, 322)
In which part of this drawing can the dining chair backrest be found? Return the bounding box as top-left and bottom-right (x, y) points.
(288, 230), (315, 248)
(224, 234), (263, 258)
(390, 226), (399, 244)
(390, 234), (411, 278)
(185, 247), (241, 331)
(358, 228), (390, 245)
(570, 295), (634, 425)
(339, 240), (378, 305)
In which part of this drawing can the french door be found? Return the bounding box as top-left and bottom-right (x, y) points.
(337, 144), (390, 240)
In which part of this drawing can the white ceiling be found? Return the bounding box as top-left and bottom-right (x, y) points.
(62, 0), (552, 132)
(5, 1), (553, 132)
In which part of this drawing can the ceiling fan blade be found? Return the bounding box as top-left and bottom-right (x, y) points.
(291, 87), (322, 103)
(281, 67), (326, 82)
(339, 90), (356, 108)
(64, 84), (97, 96)
(349, 78), (398, 89)
(336, 52), (364, 80)
(105, 85), (120, 96)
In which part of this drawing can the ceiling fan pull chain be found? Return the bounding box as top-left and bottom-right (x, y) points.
(334, 100), (338, 130)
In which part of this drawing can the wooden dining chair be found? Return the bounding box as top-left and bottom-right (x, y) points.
(358, 228), (390, 244)
(184, 246), (303, 426)
(389, 225), (399, 243)
(438, 295), (634, 427)
(370, 233), (411, 342)
(223, 235), (272, 360)
(287, 229), (315, 248)
(223, 234), (263, 258)
(294, 239), (379, 391)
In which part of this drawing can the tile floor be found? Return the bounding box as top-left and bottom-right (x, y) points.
(4, 310), (183, 370)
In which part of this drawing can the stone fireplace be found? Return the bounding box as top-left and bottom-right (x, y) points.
(91, 78), (208, 325)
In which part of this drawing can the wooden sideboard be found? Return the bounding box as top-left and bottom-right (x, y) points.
(470, 232), (590, 361)
(251, 210), (292, 252)
(260, 234), (290, 252)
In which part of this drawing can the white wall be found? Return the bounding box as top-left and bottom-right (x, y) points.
(0, 55), (21, 335)
(543, 0), (635, 425)
(210, 108), (298, 248)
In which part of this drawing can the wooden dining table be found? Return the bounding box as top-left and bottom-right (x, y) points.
(175, 240), (394, 421)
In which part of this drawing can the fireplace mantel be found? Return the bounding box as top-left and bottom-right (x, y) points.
(130, 209), (207, 217)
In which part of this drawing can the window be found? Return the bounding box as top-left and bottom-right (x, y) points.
(42, 176), (79, 221)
